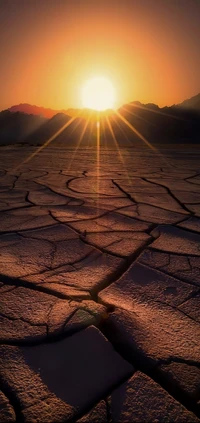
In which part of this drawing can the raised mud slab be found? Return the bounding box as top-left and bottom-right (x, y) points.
(0, 144), (200, 422)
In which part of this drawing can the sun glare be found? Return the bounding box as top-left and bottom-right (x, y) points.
(81, 76), (116, 111)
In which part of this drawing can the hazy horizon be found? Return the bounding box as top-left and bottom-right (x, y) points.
(3, 90), (200, 115)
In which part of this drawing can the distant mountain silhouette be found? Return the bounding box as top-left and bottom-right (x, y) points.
(25, 113), (73, 146)
(178, 93), (200, 111)
(118, 100), (200, 144)
(0, 93), (199, 147)
(9, 104), (68, 119)
(8, 104), (115, 119)
(7, 93), (200, 119)
(0, 111), (47, 145)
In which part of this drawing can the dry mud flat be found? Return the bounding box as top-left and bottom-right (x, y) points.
(0, 144), (200, 422)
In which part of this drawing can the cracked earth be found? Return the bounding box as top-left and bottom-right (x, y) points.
(0, 144), (200, 422)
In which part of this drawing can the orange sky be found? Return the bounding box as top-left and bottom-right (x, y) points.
(0, 0), (199, 111)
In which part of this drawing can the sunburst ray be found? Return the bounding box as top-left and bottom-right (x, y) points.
(121, 105), (156, 127)
(115, 110), (158, 152)
(128, 102), (186, 121)
(110, 114), (132, 145)
(12, 116), (77, 172)
(66, 113), (92, 173)
(96, 113), (100, 210)
(115, 110), (173, 168)
(106, 116), (131, 182)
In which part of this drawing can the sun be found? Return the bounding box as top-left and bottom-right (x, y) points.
(81, 76), (116, 111)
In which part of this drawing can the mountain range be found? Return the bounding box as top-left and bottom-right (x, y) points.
(8, 93), (200, 119)
(0, 93), (199, 147)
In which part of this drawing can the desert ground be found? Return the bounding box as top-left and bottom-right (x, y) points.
(0, 143), (200, 422)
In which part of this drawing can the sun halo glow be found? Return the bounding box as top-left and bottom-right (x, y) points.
(81, 76), (116, 111)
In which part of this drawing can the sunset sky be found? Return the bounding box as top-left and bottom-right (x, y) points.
(0, 0), (199, 111)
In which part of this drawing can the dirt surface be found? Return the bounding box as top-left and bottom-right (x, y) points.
(0, 144), (199, 422)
